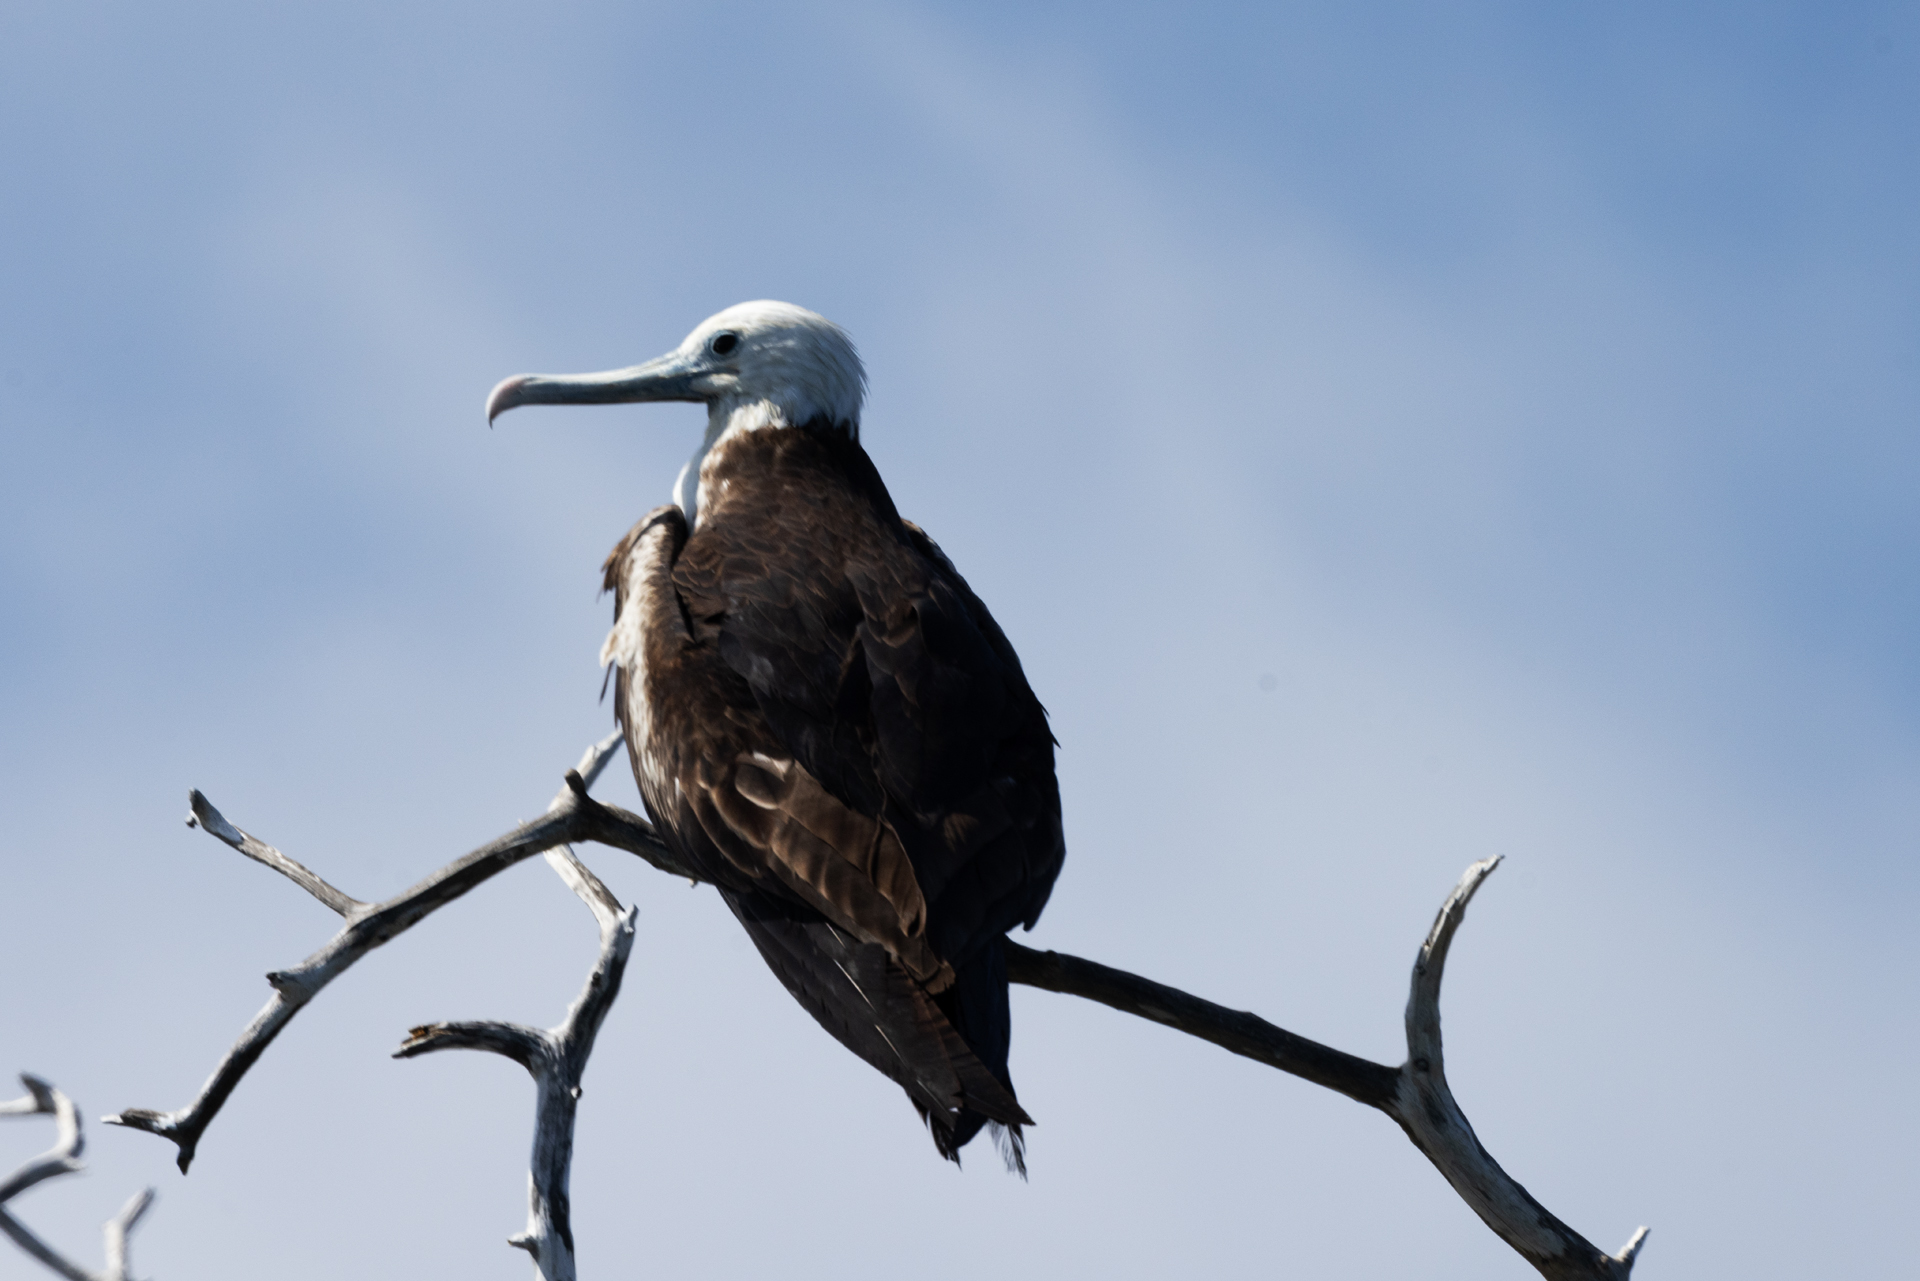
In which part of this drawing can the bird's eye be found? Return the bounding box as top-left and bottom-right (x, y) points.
(709, 331), (740, 356)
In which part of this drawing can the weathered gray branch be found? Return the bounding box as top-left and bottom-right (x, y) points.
(2, 1076), (154, 1281)
(115, 735), (1645, 1280)
(395, 744), (641, 1281)
(395, 845), (638, 1281)
(183, 800), (365, 916)
(1005, 857), (1647, 1280)
(107, 732), (688, 1172)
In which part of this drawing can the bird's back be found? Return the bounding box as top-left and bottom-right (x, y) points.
(601, 423), (1063, 1163)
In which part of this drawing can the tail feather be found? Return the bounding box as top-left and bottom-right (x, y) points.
(721, 887), (1030, 1162)
(920, 1110), (1027, 1177)
(924, 936), (1028, 1173)
(991, 1120), (1028, 1179)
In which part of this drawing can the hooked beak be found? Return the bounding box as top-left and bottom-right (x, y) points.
(485, 350), (712, 425)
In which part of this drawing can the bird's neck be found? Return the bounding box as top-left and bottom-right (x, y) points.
(672, 396), (856, 525)
(673, 397), (782, 524)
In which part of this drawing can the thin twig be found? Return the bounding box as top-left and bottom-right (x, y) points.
(2, 1076), (155, 1281)
(185, 794), (363, 917)
(542, 734), (631, 932)
(98, 1192), (154, 1281)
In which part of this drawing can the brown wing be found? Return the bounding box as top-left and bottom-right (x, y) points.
(665, 430), (1064, 970)
(719, 884), (1029, 1134)
(600, 429), (1059, 1152)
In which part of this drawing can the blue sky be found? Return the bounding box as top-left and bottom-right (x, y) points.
(2, 3), (1915, 1277)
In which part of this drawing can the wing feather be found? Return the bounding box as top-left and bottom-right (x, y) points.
(605, 429), (1061, 1163)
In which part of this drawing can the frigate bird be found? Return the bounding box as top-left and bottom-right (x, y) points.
(487, 302), (1064, 1169)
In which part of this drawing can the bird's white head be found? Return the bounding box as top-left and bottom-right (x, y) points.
(485, 301), (866, 522)
(486, 300), (865, 434)
(685, 300), (866, 434)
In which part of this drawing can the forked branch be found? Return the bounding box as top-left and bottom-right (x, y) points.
(2, 1076), (154, 1281)
(1006, 858), (1648, 1280)
(106, 733), (685, 1173)
(109, 738), (654, 1278)
(396, 841), (638, 1281)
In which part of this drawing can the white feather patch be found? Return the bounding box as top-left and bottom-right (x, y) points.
(601, 533), (671, 799)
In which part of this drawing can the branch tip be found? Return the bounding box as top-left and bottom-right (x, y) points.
(186, 789), (237, 844)
(571, 731), (625, 793)
(393, 1019), (548, 1070)
(1, 1074), (58, 1116)
(116, 1187), (156, 1232)
(1414, 855), (1504, 996)
(1438, 854), (1501, 927)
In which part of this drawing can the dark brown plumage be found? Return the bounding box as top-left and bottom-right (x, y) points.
(602, 424), (1064, 1168)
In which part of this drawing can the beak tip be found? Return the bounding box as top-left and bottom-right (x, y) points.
(485, 374), (531, 426)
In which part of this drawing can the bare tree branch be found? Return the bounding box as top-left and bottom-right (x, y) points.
(0, 1078), (62, 1117)
(1006, 857), (1648, 1280)
(2, 1076), (154, 1281)
(184, 795), (363, 917)
(395, 882), (638, 1281)
(97, 1192), (154, 1281)
(106, 733), (689, 1173)
(1003, 942), (1402, 1109)
(0, 1077), (82, 1204)
(540, 735), (634, 933)
(114, 736), (1646, 1279)
(391, 739), (641, 1281)
(1392, 858), (1646, 1279)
